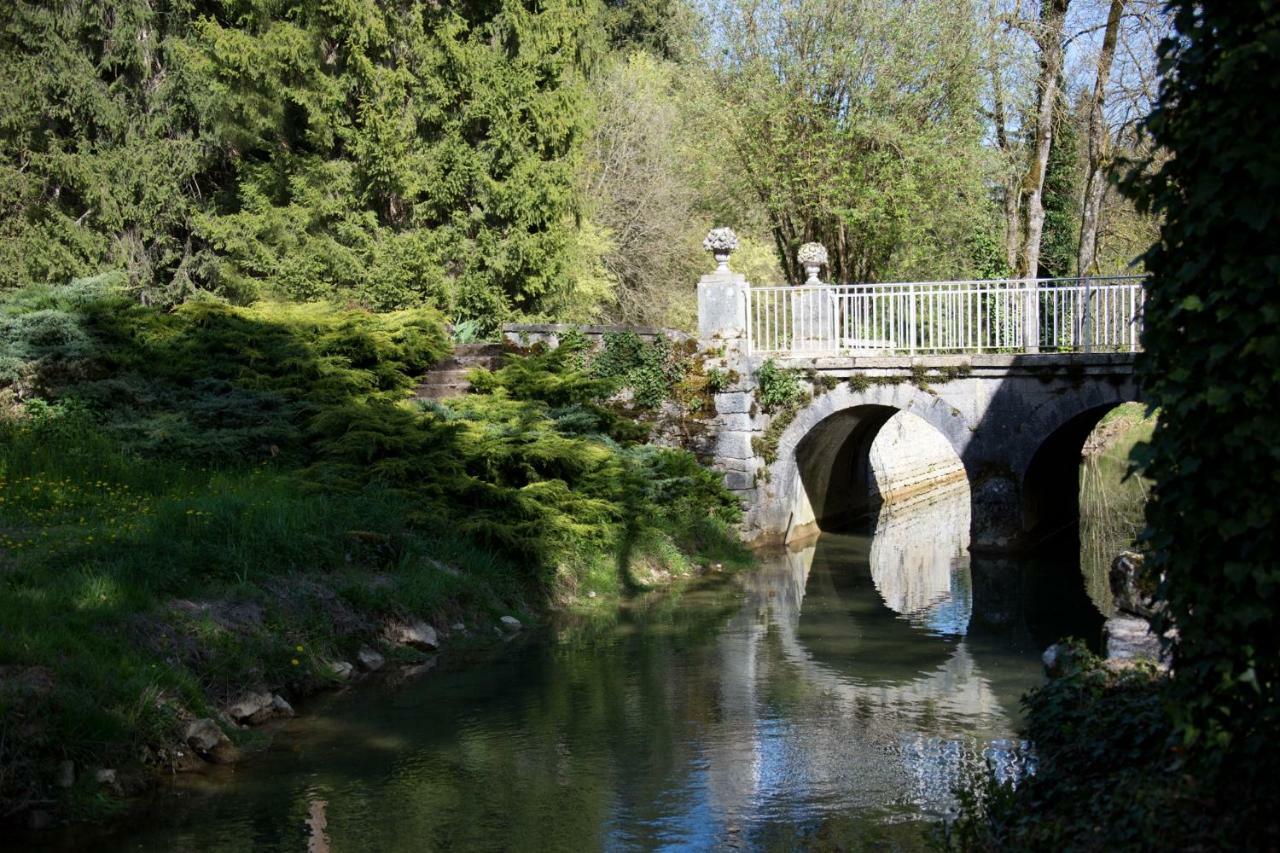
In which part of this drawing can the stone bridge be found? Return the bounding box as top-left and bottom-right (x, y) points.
(695, 253), (1144, 553)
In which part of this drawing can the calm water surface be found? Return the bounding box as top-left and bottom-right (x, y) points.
(84, 484), (1110, 852)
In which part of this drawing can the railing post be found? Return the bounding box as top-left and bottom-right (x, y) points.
(1081, 277), (1094, 353)
(908, 283), (917, 354)
(1023, 277), (1040, 353)
(1129, 282), (1138, 352)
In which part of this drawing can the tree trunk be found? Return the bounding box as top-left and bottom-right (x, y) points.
(1019, 0), (1071, 350)
(989, 0), (1020, 273)
(1077, 0), (1125, 277)
(1004, 180), (1021, 273)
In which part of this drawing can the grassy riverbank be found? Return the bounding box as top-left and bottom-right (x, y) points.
(0, 279), (748, 826)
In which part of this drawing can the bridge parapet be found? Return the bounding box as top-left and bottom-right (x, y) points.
(697, 233), (1144, 358)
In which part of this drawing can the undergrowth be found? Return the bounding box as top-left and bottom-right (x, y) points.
(942, 642), (1277, 851)
(0, 280), (749, 824)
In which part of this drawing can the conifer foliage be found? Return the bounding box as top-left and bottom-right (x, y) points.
(0, 0), (601, 321)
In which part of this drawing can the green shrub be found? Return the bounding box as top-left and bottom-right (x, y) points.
(591, 331), (687, 409)
(944, 645), (1226, 851)
(755, 358), (805, 412)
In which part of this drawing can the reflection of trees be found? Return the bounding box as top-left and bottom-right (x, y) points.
(109, 497), (1063, 850)
(1079, 451), (1149, 616)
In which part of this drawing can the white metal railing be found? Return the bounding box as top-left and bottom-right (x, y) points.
(745, 275), (1145, 356)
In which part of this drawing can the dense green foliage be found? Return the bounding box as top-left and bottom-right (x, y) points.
(1, 280), (741, 579)
(0, 0), (1156, 326)
(1039, 97), (1082, 278)
(952, 4), (1280, 849)
(0, 0), (602, 321)
(1120, 0), (1280, 783)
(945, 646), (1207, 851)
(0, 282), (746, 820)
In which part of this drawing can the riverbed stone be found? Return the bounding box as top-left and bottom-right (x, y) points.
(328, 660), (354, 681)
(226, 691), (276, 725)
(271, 694), (295, 717)
(56, 760), (74, 788)
(184, 718), (240, 764)
(184, 718), (223, 752)
(1105, 616), (1164, 664)
(357, 646), (385, 672)
(1041, 643), (1086, 679)
(1109, 550), (1162, 619)
(500, 615), (522, 633)
(386, 619), (439, 651)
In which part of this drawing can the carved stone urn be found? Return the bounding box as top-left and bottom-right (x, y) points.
(703, 227), (740, 274)
(797, 242), (829, 284)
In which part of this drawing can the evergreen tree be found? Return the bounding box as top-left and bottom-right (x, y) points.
(1038, 93), (1082, 278)
(0, 0), (604, 324)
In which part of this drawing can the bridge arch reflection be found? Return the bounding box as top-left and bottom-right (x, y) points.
(703, 487), (1044, 828)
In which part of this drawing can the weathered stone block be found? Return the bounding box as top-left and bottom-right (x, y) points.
(715, 457), (761, 473)
(714, 412), (758, 431)
(723, 471), (756, 491)
(715, 431), (756, 460)
(714, 391), (755, 415)
(697, 273), (747, 339)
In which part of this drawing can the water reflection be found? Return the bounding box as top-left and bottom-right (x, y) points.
(868, 481), (972, 634)
(75, 488), (1094, 853)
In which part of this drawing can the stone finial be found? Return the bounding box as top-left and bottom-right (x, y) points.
(703, 227), (740, 273)
(797, 242), (828, 284)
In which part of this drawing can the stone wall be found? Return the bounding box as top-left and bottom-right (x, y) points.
(502, 323), (689, 350)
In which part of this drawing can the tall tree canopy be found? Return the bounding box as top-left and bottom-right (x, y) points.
(707, 0), (994, 285)
(0, 0), (603, 323)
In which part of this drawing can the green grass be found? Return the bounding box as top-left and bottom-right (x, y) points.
(0, 282), (751, 824)
(0, 425), (519, 817)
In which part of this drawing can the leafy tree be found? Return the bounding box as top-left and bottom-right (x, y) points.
(1122, 0), (1280, 795)
(602, 0), (698, 60)
(707, 0), (995, 284)
(0, 1), (208, 299)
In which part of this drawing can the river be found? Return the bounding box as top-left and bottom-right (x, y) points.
(62, 469), (1132, 853)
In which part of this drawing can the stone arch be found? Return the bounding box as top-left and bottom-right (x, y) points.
(754, 383), (972, 543)
(1019, 389), (1145, 543)
(953, 372), (1143, 552)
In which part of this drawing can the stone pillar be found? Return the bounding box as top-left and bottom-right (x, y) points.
(698, 271), (748, 341)
(968, 468), (1025, 553)
(698, 227), (749, 342)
